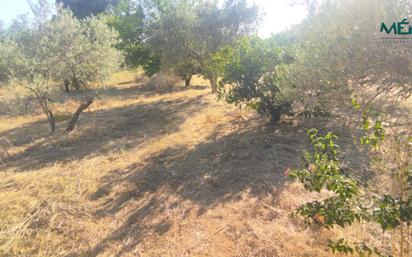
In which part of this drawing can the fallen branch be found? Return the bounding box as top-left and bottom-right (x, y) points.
(260, 201), (286, 214)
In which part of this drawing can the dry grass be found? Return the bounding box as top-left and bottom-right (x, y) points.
(0, 70), (410, 257)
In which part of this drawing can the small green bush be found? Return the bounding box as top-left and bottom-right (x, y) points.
(215, 37), (294, 124)
(289, 113), (411, 256)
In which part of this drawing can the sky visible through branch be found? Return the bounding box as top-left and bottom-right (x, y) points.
(252, 0), (307, 37)
(0, 0), (307, 38)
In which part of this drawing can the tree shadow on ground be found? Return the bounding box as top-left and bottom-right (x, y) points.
(97, 82), (209, 100)
(0, 95), (39, 117)
(0, 119), (50, 148)
(1, 95), (207, 172)
(77, 116), (372, 257)
(0, 77), (208, 118)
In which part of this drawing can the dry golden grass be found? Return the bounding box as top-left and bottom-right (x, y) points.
(0, 70), (410, 257)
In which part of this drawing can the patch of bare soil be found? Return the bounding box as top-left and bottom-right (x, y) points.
(0, 72), (406, 257)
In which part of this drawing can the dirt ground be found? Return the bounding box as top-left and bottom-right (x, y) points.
(0, 71), (409, 257)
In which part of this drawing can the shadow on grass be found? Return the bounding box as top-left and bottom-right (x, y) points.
(97, 82), (209, 100)
(0, 78), (376, 256)
(1, 95), (207, 172)
(0, 119), (50, 148)
(75, 115), (375, 256)
(0, 76), (208, 118)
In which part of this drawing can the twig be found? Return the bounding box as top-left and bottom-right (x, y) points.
(185, 224), (229, 252)
(260, 201), (286, 214)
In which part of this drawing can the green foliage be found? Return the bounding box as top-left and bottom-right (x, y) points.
(6, 5), (122, 89)
(352, 98), (385, 148)
(328, 239), (390, 257)
(373, 195), (401, 231)
(141, 54), (161, 77)
(277, 0), (411, 116)
(373, 195), (412, 232)
(289, 109), (412, 256)
(290, 129), (362, 228)
(296, 197), (365, 228)
(145, 0), (197, 78)
(0, 1), (121, 133)
(80, 14), (122, 85)
(146, 0), (258, 90)
(0, 40), (28, 84)
(215, 36), (294, 124)
(105, 0), (153, 69)
(328, 239), (355, 255)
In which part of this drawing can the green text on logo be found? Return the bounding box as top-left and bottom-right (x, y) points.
(380, 18), (412, 35)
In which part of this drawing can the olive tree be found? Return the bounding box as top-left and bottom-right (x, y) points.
(146, 0), (258, 91)
(0, 40), (28, 84)
(144, 0), (197, 84)
(1, 1), (121, 134)
(282, 0), (411, 115)
(49, 9), (121, 92)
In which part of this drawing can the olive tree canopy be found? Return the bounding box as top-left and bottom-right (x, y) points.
(145, 0), (259, 91)
(0, 0), (121, 134)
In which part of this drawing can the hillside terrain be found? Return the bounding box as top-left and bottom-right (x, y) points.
(0, 71), (410, 257)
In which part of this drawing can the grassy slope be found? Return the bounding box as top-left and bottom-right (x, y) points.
(0, 71), (408, 257)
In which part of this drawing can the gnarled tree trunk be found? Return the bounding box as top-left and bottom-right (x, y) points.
(269, 109), (282, 125)
(208, 75), (217, 93)
(269, 102), (292, 125)
(47, 110), (56, 134)
(72, 77), (81, 90)
(64, 79), (70, 92)
(184, 74), (192, 87)
(31, 90), (55, 135)
(66, 98), (94, 132)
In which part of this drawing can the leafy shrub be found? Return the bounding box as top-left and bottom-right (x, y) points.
(289, 116), (411, 256)
(216, 36), (294, 124)
(104, 0), (151, 69)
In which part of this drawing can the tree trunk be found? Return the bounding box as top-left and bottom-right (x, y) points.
(72, 77), (81, 90)
(208, 75), (217, 93)
(269, 110), (281, 125)
(184, 74), (192, 87)
(269, 102), (291, 125)
(26, 85), (56, 135)
(36, 95), (56, 135)
(47, 111), (56, 135)
(64, 79), (70, 92)
(66, 98), (94, 132)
